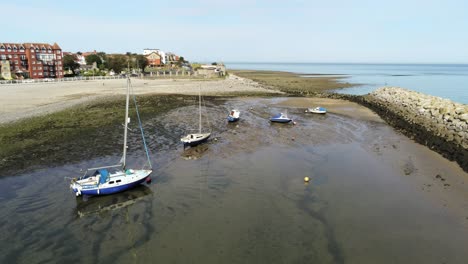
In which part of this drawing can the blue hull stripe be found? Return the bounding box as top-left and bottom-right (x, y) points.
(81, 177), (147, 196)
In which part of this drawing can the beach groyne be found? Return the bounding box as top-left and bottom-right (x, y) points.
(334, 87), (467, 172)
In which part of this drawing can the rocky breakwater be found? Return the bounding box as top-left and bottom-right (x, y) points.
(358, 87), (468, 172)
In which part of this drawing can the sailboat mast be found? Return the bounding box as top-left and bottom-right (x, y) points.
(122, 77), (131, 168)
(199, 86), (202, 134)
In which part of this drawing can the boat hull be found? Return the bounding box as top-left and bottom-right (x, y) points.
(81, 177), (147, 196)
(270, 118), (292, 123)
(227, 116), (239, 122)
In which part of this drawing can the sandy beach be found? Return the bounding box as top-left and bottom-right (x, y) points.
(0, 75), (279, 124)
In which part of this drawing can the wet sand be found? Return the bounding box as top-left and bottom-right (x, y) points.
(0, 97), (467, 263)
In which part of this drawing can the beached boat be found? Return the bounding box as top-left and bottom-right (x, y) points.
(227, 109), (240, 122)
(305, 107), (327, 114)
(270, 112), (292, 123)
(181, 87), (211, 147)
(70, 77), (152, 197)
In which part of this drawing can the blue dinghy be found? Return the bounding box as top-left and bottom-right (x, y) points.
(270, 113), (292, 123)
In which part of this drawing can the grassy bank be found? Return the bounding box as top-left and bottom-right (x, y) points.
(230, 70), (359, 96)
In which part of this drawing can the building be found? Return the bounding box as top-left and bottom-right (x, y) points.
(143, 49), (167, 64)
(146, 52), (162, 67)
(0, 42), (64, 79)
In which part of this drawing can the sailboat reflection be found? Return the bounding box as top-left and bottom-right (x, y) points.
(181, 143), (209, 160)
(75, 185), (153, 217)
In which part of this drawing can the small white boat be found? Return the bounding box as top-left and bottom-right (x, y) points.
(227, 109), (240, 122)
(305, 107), (327, 114)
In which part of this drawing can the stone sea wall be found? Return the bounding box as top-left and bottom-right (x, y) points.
(338, 87), (468, 172)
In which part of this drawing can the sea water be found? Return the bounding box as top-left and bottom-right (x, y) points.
(226, 62), (468, 104)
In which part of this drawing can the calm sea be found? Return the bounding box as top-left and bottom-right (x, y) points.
(226, 63), (468, 104)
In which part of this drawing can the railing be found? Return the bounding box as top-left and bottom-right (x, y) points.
(0, 75), (126, 85)
(0, 70), (221, 85)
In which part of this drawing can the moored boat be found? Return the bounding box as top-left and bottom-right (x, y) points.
(305, 107), (327, 114)
(227, 109), (240, 122)
(270, 112), (292, 123)
(181, 87), (211, 147)
(70, 77), (153, 197)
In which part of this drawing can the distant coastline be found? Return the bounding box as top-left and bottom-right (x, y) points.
(226, 62), (468, 104)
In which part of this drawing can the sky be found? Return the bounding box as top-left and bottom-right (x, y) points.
(3, 0), (468, 63)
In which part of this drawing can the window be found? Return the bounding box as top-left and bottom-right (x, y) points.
(0, 55), (5, 60)
(13, 55), (18, 58)
(57, 56), (61, 59)
(44, 72), (48, 76)
(58, 66), (62, 70)
(0, 45), (5, 52)
(20, 46), (24, 52)
(33, 73), (37, 76)
(58, 61), (61, 65)
(109, 181), (115, 184)
(13, 47), (17, 52)
(8, 55), (12, 59)
(20, 55), (26, 60)
(48, 48), (52, 53)
(38, 67), (42, 70)
(32, 61), (35, 64)
(56, 50), (61, 54)
(38, 72), (42, 76)
(7, 47), (11, 52)
(15, 66), (19, 70)
(41, 47), (46, 52)
(116, 180), (122, 183)
(33, 67), (36, 70)
(31, 48), (35, 52)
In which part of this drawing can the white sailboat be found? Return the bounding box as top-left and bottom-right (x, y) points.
(180, 87), (211, 147)
(70, 77), (152, 197)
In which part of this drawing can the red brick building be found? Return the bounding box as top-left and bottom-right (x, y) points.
(0, 42), (64, 79)
(146, 52), (162, 67)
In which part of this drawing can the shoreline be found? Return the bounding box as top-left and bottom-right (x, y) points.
(1, 70), (466, 173)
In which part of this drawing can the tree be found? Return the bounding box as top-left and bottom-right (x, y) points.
(85, 54), (103, 66)
(176, 56), (186, 67)
(63, 54), (80, 72)
(134, 55), (148, 71)
(106, 54), (128, 73)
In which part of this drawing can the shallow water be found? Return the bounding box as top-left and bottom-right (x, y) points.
(1, 98), (467, 263)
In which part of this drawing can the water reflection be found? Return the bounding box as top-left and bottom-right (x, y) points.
(181, 144), (210, 160)
(74, 185), (153, 218)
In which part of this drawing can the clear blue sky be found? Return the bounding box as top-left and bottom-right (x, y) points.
(3, 0), (468, 63)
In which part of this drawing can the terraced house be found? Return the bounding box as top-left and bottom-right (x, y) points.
(0, 42), (64, 79)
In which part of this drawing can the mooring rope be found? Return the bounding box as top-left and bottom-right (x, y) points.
(130, 81), (153, 170)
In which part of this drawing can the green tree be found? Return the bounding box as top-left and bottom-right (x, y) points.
(107, 54), (128, 73)
(134, 55), (148, 71)
(63, 54), (80, 72)
(85, 54), (103, 66)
